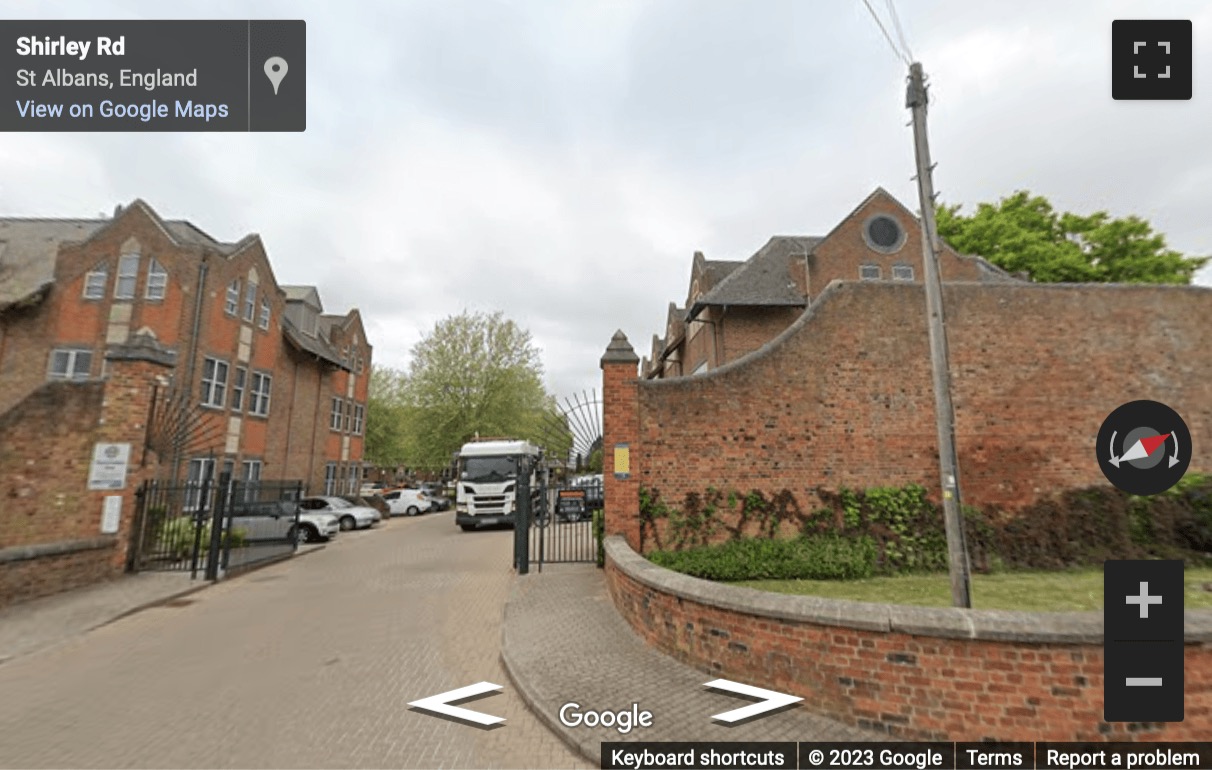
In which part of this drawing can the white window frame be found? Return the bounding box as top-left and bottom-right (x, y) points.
(48, 348), (92, 380)
(353, 404), (364, 435)
(860, 264), (882, 281)
(258, 297), (270, 330)
(185, 457), (216, 511)
(145, 258), (168, 300)
(201, 357), (229, 408)
(83, 263), (107, 299)
(331, 397), (343, 431)
(347, 465), (358, 495)
(249, 372), (272, 417)
(324, 463), (338, 496)
(115, 253), (139, 299)
(231, 366), (247, 412)
(342, 400), (351, 432)
(892, 264), (914, 281)
(243, 283), (257, 322)
(225, 279), (240, 315)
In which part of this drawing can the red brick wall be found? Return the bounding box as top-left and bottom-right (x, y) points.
(0, 541), (120, 610)
(0, 351), (166, 607)
(720, 306), (801, 363)
(615, 281), (1212, 543)
(605, 545), (1212, 741)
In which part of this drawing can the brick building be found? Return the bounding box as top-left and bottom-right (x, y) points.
(0, 200), (371, 604)
(605, 187), (1212, 546)
(643, 188), (1017, 378)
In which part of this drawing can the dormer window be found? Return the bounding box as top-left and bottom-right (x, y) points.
(302, 308), (317, 337)
(83, 263), (107, 299)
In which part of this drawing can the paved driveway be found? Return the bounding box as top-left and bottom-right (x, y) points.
(0, 513), (588, 769)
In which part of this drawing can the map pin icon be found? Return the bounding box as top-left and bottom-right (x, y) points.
(264, 57), (288, 95)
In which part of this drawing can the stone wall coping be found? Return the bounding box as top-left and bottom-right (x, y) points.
(0, 537), (118, 565)
(605, 535), (1212, 644)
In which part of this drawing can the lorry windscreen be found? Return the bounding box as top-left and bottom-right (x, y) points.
(463, 457), (517, 482)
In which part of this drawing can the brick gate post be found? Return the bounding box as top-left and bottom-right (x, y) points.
(600, 330), (641, 551)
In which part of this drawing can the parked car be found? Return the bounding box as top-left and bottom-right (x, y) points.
(300, 496), (380, 531)
(419, 482), (452, 511)
(382, 488), (433, 516)
(228, 499), (340, 544)
(358, 481), (389, 497)
(574, 474), (604, 512)
(555, 487), (588, 523)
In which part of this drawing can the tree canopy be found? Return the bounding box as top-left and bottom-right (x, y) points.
(936, 191), (1207, 284)
(400, 310), (568, 470)
(363, 365), (410, 468)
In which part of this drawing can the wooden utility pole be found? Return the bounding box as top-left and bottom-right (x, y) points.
(906, 62), (972, 609)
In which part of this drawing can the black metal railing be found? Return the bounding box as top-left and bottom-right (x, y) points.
(129, 474), (303, 579)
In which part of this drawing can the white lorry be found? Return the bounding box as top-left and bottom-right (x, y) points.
(454, 439), (543, 531)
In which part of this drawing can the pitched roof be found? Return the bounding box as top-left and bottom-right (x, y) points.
(282, 316), (350, 370)
(281, 285), (323, 309)
(0, 219), (106, 308)
(0, 203), (242, 310)
(703, 259), (743, 287)
(690, 235), (821, 316)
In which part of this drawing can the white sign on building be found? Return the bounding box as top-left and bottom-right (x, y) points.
(100, 496), (122, 534)
(87, 442), (132, 490)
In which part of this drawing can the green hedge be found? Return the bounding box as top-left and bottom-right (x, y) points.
(641, 476), (1212, 582)
(648, 534), (876, 581)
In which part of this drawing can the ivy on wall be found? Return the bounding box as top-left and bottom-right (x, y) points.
(639, 477), (1212, 575)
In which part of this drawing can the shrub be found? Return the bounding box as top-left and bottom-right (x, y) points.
(648, 534), (876, 582)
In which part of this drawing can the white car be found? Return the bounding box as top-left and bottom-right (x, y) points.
(227, 500), (340, 544)
(300, 496), (380, 531)
(382, 488), (433, 517)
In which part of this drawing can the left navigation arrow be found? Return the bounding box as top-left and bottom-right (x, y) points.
(408, 682), (506, 726)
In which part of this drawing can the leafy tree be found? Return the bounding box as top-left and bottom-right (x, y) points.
(364, 365), (410, 468)
(401, 310), (561, 470)
(936, 191), (1207, 284)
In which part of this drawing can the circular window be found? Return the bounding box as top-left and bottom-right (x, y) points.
(864, 215), (905, 253)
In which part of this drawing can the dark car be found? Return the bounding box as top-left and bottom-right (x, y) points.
(555, 488), (589, 523)
(419, 482), (452, 511)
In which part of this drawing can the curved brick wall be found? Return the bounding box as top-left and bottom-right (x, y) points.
(604, 536), (1212, 741)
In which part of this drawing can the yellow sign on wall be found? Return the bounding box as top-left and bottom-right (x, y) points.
(613, 444), (630, 480)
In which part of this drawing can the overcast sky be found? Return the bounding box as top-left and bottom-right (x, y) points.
(4, 0), (1210, 402)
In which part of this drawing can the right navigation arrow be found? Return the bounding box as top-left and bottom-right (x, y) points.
(704, 679), (802, 723)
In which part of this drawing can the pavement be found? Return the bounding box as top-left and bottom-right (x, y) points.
(501, 563), (885, 767)
(0, 516), (881, 769)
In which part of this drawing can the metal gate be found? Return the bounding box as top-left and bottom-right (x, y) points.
(530, 475), (602, 569)
(128, 472), (304, 579)
(511, 389), (606, 573)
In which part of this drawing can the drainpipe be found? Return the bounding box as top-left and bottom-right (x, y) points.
(172, 254), (208, 483)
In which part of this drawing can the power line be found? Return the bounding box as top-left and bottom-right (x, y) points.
(860, 0), (910, 65)
(884, 0), (914, 61)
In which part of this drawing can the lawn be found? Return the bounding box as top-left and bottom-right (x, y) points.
(732, 567), (1212, 612)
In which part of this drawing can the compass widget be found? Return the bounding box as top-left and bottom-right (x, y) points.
(1097, 400), (1191, 496)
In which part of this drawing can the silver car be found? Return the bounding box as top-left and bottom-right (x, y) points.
(300, 496), (380, 531)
